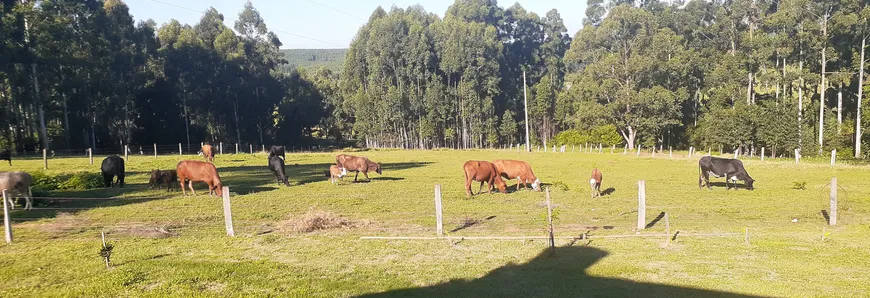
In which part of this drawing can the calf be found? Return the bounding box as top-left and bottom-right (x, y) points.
(176, 160), (223, 196)
(590, 168), (602, 198)
(100, 156), (126, 188)
(463, 160), (507, 197)
(335, 154), (382, 182)
(698, 156), (755, 190)
(0, 171), (33, 210)
(149, 170), (177, 191)
(268, 155), (290, 186)
(1, 148), (11, 166)
(328, 165), (347, 184)
(201, 144), (215, 162)
(268, 146), (286, 160)
(492, 160), (541, 191)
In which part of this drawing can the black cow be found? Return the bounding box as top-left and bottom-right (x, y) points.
(100, 156), (126, 188)
(268, 155), (290, 186)
(268, 146), (286, 160)
(0, 148), (10, 166)
(698, 156), (754, 190)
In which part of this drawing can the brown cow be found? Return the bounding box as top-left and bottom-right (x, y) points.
(201, 144), (215, 162)
(149, 169), (178, 191)
(492, 160), (541, 191)
(590, 168), (602, 198)
(176, 160), (223, 197)
(463, 160), (507, 197)
(335, 154), (381, 182)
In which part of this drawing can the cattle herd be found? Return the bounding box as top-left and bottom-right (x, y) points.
(0, 145), (757, 211)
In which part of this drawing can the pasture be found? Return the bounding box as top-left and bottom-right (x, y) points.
(1, 149), (869, 297)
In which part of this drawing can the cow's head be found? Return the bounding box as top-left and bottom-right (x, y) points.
(745, 177), (755, 190)
(494, 177), (508, 194)
(531, 179), (542, 191)
(369, 162), (382, 175)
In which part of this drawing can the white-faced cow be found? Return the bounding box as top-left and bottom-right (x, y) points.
(698, 156), (755, 190)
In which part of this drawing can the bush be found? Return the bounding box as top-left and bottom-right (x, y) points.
(31, 171), (60, 192)
(58, 172), (104, 190)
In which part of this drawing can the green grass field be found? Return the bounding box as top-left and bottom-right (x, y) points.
(1, 149), (868, 297)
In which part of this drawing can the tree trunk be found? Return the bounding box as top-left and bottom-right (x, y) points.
(30, 64), (48, 151)
(183, 94), (191, 151)
(838, 83), (843, 133)
(233, 100), (241, 144)
(747, 72), (753, 104)
(858, 36), (866, 158)
(819, 12), (828, 155)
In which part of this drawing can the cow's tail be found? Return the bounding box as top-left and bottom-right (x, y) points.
(698, 163), (703, 189)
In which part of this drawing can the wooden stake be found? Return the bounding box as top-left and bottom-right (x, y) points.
(101, 232), (109, 268)
(637, 145), (642, 156)
(153, 143), (157, 158)
(761, 147), (765, 161)
(179, 143), (182, 155)
(89, 148), (93, 165)
(831, 149), (836, 166)
(222, 187), (235, 236)
(262, 144), (265, 152)
(637, 180), (646, 230)
(3, 190), (12, 244)
(42, 149), (47, 169)
(612, 144), (615, 154)
(669, 147), (672, 159)
(124, 145), (129, 161)
(236, 143), (239, 154)
(545, 187), (554, 252)
(434, 184), (443, 236)
(830, 177), (837, 226)
(250, 144), (253, 154)
(219, 142), (223, 155)
(795, 149), (800, 164)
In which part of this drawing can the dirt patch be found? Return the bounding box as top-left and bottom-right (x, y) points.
(107, 226), (175, 239)
(278, 209), (364, 233)
(27, 212), (93, 236)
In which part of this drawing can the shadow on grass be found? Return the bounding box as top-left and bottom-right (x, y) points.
(601, 187), (616, 196)
(704, 182), (753, 190)
(821, 210), (830, 223)
(645, 212), (666, 229)
(11, 185), (173, 223)
(357, 246), (764, 298)
(450, 215), (496, 233)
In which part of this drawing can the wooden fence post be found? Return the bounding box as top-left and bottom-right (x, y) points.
(222, 186), (235, 237)
(734, 149), (738, 159)
(669, 147), (672, 159)
(42, 149), (47, 169)
(179, 143), (182, 155)
(153, 143), (157, 158)
(794, 149), (800, 164)
(3, 190), (12, 243)
(830, 177), (837, 226)
(637, 180), (646, 231)
(235, 143), (239, 154)
(688, 146), (693, 158)
(262, 144), (265, 152)
(434, 184), (443, 236)
(219, 142), (223, 155)
(611, 144), (615, 154)
(89, 148), (93, 165)
(545, 187), (554, 252)
(761, 147), (765, 161)
(124, 145), (129, 161)
(651, 146), (656, 157)
(708, 148), (711, 156)
(637, 145), (641, 156)
(831, 149), (836, 166)
(250, 144), (253, 154)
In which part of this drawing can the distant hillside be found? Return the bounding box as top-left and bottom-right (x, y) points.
(278, 49), (347, 73)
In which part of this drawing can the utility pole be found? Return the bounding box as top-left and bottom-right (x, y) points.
(523, 70), (530, 152)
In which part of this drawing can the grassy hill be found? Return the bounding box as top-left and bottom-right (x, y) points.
(278, 48), (346, 73)
(2, 150), (869, 296)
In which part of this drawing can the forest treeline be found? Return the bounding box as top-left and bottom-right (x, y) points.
(3, 0), (870, 159)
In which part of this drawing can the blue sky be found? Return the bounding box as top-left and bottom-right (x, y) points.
(125, 0), (586, 49)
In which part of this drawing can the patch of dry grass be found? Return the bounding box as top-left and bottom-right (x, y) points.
(279, 209), (358, 233)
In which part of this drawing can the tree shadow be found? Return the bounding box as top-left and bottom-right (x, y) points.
(601, 187), (616, 196)
(645, 212), (666, 229)
(357, 246), (764, 298)
(10, 186), (172, 223)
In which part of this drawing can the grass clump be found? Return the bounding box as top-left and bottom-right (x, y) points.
(792, 181), (807, 190)
(30, 171), (60, 192)
(58, 172), (103, 190)
(279, 209), (356, 233)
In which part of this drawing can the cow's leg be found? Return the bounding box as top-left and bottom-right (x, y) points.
(466, 178), (473, 197)
(180, 181), (187, 195)
(478, 181), (485, 194)
(354, 171), (359, 182)
(363, 171), (370, 181)
(189, 180), (197, 196)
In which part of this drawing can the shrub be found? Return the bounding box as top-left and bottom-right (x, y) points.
(550, 181), (570, 191)
(30, 171), (60, 192)
(58, 172), (104, 190)
(792, 181), (807, 190)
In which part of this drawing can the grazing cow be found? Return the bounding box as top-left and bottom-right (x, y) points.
(335, 154), (382, 182)
(149, 170), (177, 191)
(176, 160), (223, 196)
(492, 160), (541, 191)
(201, 144), (215, 162)
(590, 168), (602, 198)
(0, 171), (33, 210)
(463, 160), (507, 197)
(1, 148), (11, 166)
(268, 146), (286, 160)
(268, 155), (290, 186)
(328, 165), (347, 184)
(100, 156), (125, 188)
(698, 156), (755, 190)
